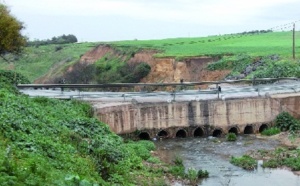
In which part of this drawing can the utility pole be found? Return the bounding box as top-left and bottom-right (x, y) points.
(293, 23), (295, 59)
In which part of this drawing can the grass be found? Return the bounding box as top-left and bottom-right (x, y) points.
(0, 42), (96, 82)
(226, 132), (237, 141)
(261, 127), (281, 136)
(111, 31), (300, 58)
(230, 155), (257, 170)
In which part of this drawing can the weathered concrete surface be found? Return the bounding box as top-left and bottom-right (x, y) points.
(92, 94), (300, 138)
(271, 93), (300, 119)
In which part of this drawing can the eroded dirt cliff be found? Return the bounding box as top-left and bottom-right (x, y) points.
(81, 45), (230, 84)
(36, 45), (230, 85)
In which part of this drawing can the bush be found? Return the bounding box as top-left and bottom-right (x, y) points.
(62, 62), (96, 84)
(275, 112), (300, 132)
(169, 165), (185, 178)
(252, 59), (300, 79)
(262, 159), (280, 168)
(261, 127), (281, 136)
(230, 155), (257, 170)
(169, 156), (185, 178)
(186, 168), (198, 185)
(0, 70), (30, 84)
(197, 169), (209, 178)
(207, 54), (252, 74)
(0, 70), (30, 94)
(173, 156), (183, 166)
(226, 133), (237, 141)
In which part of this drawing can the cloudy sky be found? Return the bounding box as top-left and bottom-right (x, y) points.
(5, 0), (300, 42)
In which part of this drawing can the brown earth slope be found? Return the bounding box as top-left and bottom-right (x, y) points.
(35, 45), (230, 85)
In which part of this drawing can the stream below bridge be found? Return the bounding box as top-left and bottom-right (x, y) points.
(154, 135), (300, 186)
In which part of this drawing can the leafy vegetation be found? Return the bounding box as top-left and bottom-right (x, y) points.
(0, 72), (170, 185)
(275, 112), (300, 132)
(94, 55), (151, 84)
(252, 59), (300, 78)
(169, 156), (209, 185)
(0, 3), (26, 58)
(262, 147), (300, 171)
(230, 155), (257, 170)
(234, 113), (300, 172)
(0, 70), (30, 93)
(226, 132), (237, 141)
(197, 169), (209, 178)
(261, 127), (281, 136)
(207, 54), (252, 73)
(27, 34), (78, 47)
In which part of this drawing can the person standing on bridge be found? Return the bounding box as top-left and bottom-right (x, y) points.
(218, 86), (221, 92)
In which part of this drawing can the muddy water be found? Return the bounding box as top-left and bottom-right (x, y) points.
(154, 135), (300, 186)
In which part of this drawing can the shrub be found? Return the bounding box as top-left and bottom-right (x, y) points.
(197, 169), (209, 178)
(186, 168), (198, 185)
(169, 156), (185, 178)
(207, 54), (252, 74)
(173, 156), (183, 166)
(262, 159), (280, 168)
(169, 165), (185, 178)
(62, 62), (96, 84)
(230, 155), (257, 170)
(0, 70), (30, 84)
(275, 112), (300, 132)
(226, 133), (237, 141)
(261, 127), (281, 136)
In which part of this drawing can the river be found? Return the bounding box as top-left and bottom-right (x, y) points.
(154, 135), (300, 186)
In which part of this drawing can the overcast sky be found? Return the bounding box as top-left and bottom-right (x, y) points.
(4, 0), (300, 42)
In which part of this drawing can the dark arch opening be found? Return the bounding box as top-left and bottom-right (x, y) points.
(244, 125), (254, 134)
(228, 127), (238, 135)
(157, 130), (168, 138)
(176, 129), (187, 138)
(194, 127), (204, 137)
(212, 129), (223, 137)
(259, 124), (269, 133)
(138, 132), (150, 140)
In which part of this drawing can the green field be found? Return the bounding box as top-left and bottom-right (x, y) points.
(112, 31), (300, 58)
(0, 31), (299, 82)
(0, 42), (96, 82)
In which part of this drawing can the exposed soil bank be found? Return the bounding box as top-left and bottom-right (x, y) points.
(37, 45), (230, 85)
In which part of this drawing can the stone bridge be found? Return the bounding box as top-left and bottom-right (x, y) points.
(90, 94), (300, 139)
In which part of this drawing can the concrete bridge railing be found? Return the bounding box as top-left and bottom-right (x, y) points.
(92, 94), (300, 139)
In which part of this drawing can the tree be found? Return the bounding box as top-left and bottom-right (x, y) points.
(0, 3), (26, 59)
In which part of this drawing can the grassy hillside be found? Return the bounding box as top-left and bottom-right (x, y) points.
(0, 43), (96, 82)
(0, 31), (299, 83)
(0, 72), (170, 185)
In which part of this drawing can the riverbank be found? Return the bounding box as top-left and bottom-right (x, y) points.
(249, 132), (300, 176)
(153, 134), (300, 186)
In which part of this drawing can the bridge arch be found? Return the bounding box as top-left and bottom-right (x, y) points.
(138, 131), (151, 140)
(212, 128), (223, 137)
(176, 129), (187, 138)
(244, 125), (254, 134)
(259, 124), (269, 133)
(157, 130), (169, 138)
(193, 127), (205, 137)
(228, 126), (239, 135)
